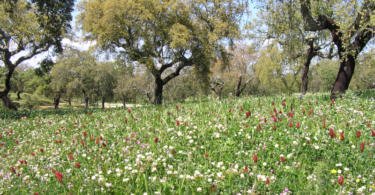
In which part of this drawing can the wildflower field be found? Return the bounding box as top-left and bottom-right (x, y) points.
(0, 92), (374, 194)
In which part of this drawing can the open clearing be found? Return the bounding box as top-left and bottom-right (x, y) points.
(0, 93), (374, 194)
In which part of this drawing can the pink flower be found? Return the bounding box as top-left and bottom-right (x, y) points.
(296, 122), (301, 129)
(356, 130), (361, 138)
(245, 111), (251, 118)
(53, 170), (63, 183)
(339, 131), (345, 141)
(338, 175), (344, 186)
(329, 128), (336, 138)
(75, 162), (81, 168)
(280, 155), (286, 163)
(360, 142), (365, 153)
(252, 153), (258, 163)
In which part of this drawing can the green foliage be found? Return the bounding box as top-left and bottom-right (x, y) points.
(254, 43), (300, 94)
(350, 50), (375, 90)
(95, 62), (116, 101)
(0, 0), (74, 109)
(309, 60), (340, 92)
(35, 58), (54, 77)
(0, 92), (374, 193)
(80, 0), (247, 103)
(50, 50), (97, 100)
(0, 0), (74, 52)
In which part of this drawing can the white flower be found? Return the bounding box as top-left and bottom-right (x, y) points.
(257, 174), (267, 182)
(197, 187), (202, 192)
(105, 183), (112, 188)
(335, 163), (342, 167)
(357, 186), (366, 193)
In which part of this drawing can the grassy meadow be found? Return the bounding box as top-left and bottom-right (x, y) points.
(0, 92), (374, 194)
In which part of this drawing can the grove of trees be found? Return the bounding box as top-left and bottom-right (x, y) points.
(0, 0), (374, 110)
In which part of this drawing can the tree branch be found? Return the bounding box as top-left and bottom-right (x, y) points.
(159, 59), (178, 73)
(162, 59), (193, 85)
(14, 44), (50, 66)
(299, 0), (340, 32)
(0, 28), (10, 40)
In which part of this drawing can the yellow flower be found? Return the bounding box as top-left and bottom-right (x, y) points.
(330, 169), (337, 174)
(356, 178), (360, 183)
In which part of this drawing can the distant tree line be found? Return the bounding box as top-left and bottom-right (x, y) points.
(0, 0), (374, 110)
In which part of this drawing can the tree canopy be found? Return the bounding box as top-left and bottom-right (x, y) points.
(80, 0), (247, 104)
(0, 0), (74, 109)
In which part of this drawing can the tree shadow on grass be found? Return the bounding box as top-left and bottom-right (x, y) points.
(0, 107), (121, 120)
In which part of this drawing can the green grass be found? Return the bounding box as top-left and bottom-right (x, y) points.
(0, 92), (374, 194)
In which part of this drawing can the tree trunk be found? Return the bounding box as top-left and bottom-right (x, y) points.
(122, 96), (126, 108)
(0, 64), (17, 110)
(300, 65), (310, 95)
(84, 96), (89, 109)
(0, 94), (18, 110)
(54, 94), (61, 109)
(330, 55), (356, 99)
(235, 76), (243, 97)
(17, 91), (22, 100)
(68, 98), (72, 106)
(154, 77), (163, 105)
(101, 97), (105, 109)
(301, 39), (318, 96)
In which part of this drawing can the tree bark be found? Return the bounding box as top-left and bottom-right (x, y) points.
(0, 64), (17, 110)
(330, 55), (356, 99)
(1, 94), (18, 110)
(101, 97), (105, 109)
(154, 77), (163, 105)
(299, 0), (374, 99)
(122, 96), (126, 108)
(54, 93), (61, 109)
(235, 76), (243, 97)
(68, 98), (72, 106)
(151, 60), (193, 105)
(301, 40), (316, 95)
(84, 96), (89, 109)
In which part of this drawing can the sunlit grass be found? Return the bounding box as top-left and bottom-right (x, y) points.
(0, 92), (374, 194)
